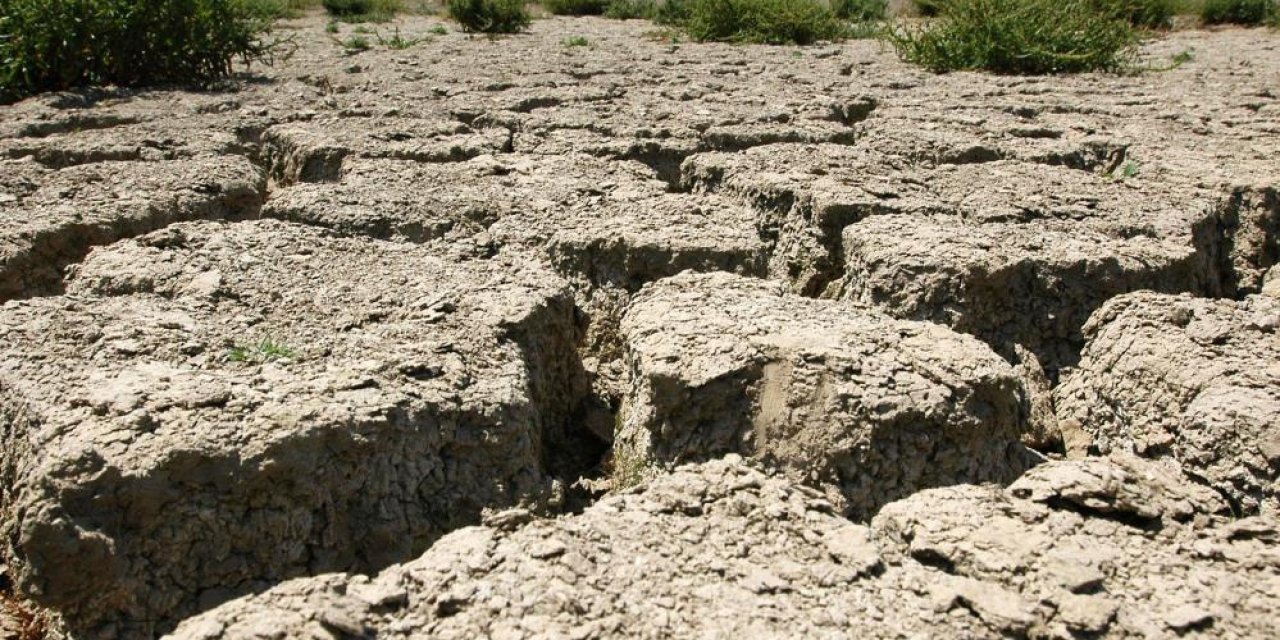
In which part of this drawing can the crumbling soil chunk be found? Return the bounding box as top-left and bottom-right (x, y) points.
(616, 272), (1029, 518)
(1055, 291), (1280, 515)
(0, 220), (587, 636)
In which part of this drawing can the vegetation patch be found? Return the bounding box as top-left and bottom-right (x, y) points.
(1199, 0), (1278, 24)
(1094, 0), (1175, 28)
(322, 0), (404, 21)
(887, 0), (1142, 74)
(447, 0), (532, 32)
(545, 0), (611, 15)
(248, 0), (323, 19)
(834, 0), (887, 20)
(0, 0), (285, 103)
(227, 337), (296, 363)
(606, 0), (659, 18)
(663, 0), (849, 44)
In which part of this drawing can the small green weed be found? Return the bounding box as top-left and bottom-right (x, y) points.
(564, 35), (591, 46)
(353, 24), (374, 32)
(378, 26), (426, 48)
(430, 23), (450, 33)
(326, 18), (341, 31)
(343, 34), (373, 50)
(447, 0), (531, 32)
(1106, 159), (1141, 180)
(886, 0), (1142, 74)
(227, 337), (296, 363)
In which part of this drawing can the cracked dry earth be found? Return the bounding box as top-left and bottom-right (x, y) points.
(0, 14), (1278, 640)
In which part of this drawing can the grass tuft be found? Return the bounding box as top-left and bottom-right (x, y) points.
(227, 337), (296, 363)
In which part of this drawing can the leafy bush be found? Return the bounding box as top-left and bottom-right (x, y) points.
(447, 0), (532, 31)
(668, 0), (848, 44)
(0, 0), (283, 104)
(833, 0), (887, 20)
(1092, 0), (1175, 28)
(887, 0), (1141, 74)
(545, 0), (609, 14)
(1200, 0), (1277, 23)
(656, 0), (694, 24)
(323, 0), (403, 20)
(605, 0), (658, 17)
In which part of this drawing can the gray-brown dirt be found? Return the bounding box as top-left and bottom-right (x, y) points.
(0, 14), (1277, 640)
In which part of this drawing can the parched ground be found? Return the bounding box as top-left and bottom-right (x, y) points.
(0, 14), (1278, 640)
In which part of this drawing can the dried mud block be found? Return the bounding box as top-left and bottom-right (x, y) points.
(0, 157), (264, 301)
(840, 213), (1214, 377)
(536, 193), (770, 355)
(616, 272), (1028, 519)
(1055, 292), (1280, 515)
(0, 219), (586, 636)
(177, 455), (1280, 639)
(263, 154), (668, 243)
(873, 455), (1279, 638)
(261, 117), (512, 183)
(168, 459), (956, 640)
(0, 118), (243, 169)
(858, 105), (1129, 171)
(682, 144), (929, 296)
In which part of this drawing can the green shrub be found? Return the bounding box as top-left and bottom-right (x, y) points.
(606, 0), (658, 17)
(1093, 0), (1175, 28)
(912, 0), (944, 14)
(670, 0), (848, 44)
(656, 0), (694, 23)
(447, 0), (532, 31)
(545, 0), (609, 14)
(0, 0), (284, 104)
(323, 0), (403, 20)
(249, 0), (321, 19)
(1200, 0), (1277, 23)
(887, 0), (1141, 74)
(833, 0), (886, 20)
